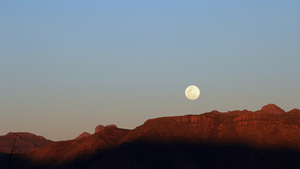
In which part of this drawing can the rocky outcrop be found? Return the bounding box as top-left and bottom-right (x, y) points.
(74, 132), (91, 140)
(95, 125), (105, 133)
(95, 124), (118, 133)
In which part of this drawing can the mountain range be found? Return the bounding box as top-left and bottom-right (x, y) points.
(2, 104), (300, 169)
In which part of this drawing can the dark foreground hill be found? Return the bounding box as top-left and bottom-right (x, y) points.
(2, 104), (300, 169)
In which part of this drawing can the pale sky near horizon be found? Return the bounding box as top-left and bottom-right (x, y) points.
(1, 1), (299, 141)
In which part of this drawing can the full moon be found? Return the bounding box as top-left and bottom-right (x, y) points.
(185, 85), (200, 100)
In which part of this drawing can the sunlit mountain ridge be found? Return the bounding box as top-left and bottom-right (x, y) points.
(2, 104), (300, 169)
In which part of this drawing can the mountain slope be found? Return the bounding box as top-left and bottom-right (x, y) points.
(0, 132), (53, 153)
(4, 104), (300, 169)
(25, 127), (130, 168)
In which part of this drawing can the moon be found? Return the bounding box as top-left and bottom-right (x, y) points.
(185, 85), (200, 100)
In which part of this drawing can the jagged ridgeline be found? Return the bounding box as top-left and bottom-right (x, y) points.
(1, 104), (300, 169)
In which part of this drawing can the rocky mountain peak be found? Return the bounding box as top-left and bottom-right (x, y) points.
(261, 104), (286, 114)
(95, 124), (118, 133)
(74, 132), (91, 140)
(95, 125), (105, 133)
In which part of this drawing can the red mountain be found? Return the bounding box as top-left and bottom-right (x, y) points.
(3, 104), (300, 169)
(25, 128), (129, 168)
(0, 132), (53, 154)
(261, 103), (286, 114)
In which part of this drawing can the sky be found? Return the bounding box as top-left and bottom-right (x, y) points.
(1, 1), (299, 141)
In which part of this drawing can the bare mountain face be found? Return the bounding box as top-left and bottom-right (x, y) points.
(74, 132), (91, 140)
(121, 104), (298, 147)
(25, 128), (130, 168)
(261, 103), (286, 114)
(0, 132), (53, 153)
(3, 104), (300, 169)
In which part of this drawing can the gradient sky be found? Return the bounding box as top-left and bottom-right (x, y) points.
(1, 1), (299, 141)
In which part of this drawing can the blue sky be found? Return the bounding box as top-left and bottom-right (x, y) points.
(1, 1), (299, 141)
